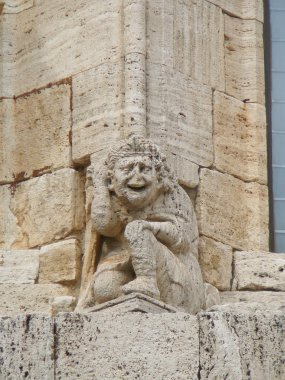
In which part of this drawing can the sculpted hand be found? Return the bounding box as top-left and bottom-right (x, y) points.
(124, 220), (152, 242)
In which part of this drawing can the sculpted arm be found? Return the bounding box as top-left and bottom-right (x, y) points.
(91, 162), (122, 237)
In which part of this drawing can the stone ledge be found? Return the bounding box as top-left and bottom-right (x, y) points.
(84, 293), (178, 315)
(0, 305), (284, 380)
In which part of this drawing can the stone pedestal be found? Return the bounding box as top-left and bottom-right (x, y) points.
(0, 294), (284, 379)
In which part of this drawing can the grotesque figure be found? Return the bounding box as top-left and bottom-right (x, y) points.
(91, 137), (205, 314)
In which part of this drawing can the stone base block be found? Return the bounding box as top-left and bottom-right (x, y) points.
(0, 304), (285, 380)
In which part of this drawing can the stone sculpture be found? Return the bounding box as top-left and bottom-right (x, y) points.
(89, 136), (205, 314)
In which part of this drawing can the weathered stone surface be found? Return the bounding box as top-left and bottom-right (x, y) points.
(51, 296), (76, 315)
(39, 239), (81, 284)
(196, 169), (269, 251)
(0, 315), (54, 380)
(55, 312), (199, 380)
(199, 236), (232, 290)
(86, 293), (178, 315)
(207, 0), (264, 22)
(166, 152), (199, 189)
(88, 137), (204, 314)
(147, 0), (225, 90)
(204, 283), (221, 309)
(220, 291), (285, 311)
(0, 249), (39, 283)
(0, 169), (85, 249)
(2, 0), (34, 13)
(199, 309), (285, 380)
(225, 15), (264, 104)
(233, 251), (285, 291)
(147, 64), (213, 168)
(3, 0), (123, 97)
(72, 61), (123, 164)
(0, 284), (71, 316)
(214, 91), (267, 184)
(0, 85), (71, 183)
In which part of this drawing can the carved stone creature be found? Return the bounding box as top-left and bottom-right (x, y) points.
(91, 137), (205, 314)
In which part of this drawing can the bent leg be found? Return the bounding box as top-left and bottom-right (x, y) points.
(122, 222), (160, 298)
(156, 247), (205, 314)
(93, 265), (134, 304)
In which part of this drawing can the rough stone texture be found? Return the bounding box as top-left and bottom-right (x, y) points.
(199, 308), (285, 380)
(51, 296), (76, 315)
(2, 0), (34, 14)
(199, 236), (232, 291)
(0, 315), (54, 380)
(166, 152), (199, 189)
(55, 312), (199, 380)
(147, 64), (213, 168)
(220, 291), (285, 311)
(196, 169), (269, 251)
(0, 249), (39, 284)
(147, 0), (225, 90)
(86, 293), (178, 315)
(0, 169), (85, 249)
(207, 0), (264, 21)
(88, 137), (205, 314)
(233, 251), (285, 291)
(214, 91), (267, 184)
(2, 0), (123, 97)
(39, 239), (81, 284)
(0, 283), (71, 316)
(225, 15), (265, 104)
(72, 61), (123, 164)
(0, 307), (284, 380)
(204, 283), (221, 309)
(0, 85), (71, 183)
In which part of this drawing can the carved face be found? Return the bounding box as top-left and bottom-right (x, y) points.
(109, 155), (161, 208)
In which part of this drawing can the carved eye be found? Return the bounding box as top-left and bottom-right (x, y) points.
(125, 163), (134, 173)
(141, 165), (152, 173)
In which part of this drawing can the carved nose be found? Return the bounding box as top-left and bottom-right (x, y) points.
(128, 170), (145, 187)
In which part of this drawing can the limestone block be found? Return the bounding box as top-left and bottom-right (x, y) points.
(0, 315), (54, 380)
(204, 283), (221, 309)
(0, 249), (39, 283)
(51, 296), (76, 315)
(0, 14), (17, 97)
(3, 0), (34, 13)
(220, 291), (285, 311)
(0, 169), (85, 249)
(199, 309), (285, 380)
(147, 64), (213, 168)
(8, 0), (123, 96)
(214, 91), (267, 184)
(55, 312), (199, 379)
(199, 236), (232, 290)
(225, 15), (265, 104)
(0, 85), (71, 183)
(196, 169), (269, 251)
(233, 251), (285, 291)
(0, 99), (16, 183)
(39, 239), (81, 284)
(147, 0), (225, 90)
(207, 0), (264, 22)
(166, 152), (199, 189)
(0, 283), (71, 316)
(72, 61), (123, 164)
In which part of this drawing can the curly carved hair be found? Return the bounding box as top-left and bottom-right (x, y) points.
(106, 136), (175, 192)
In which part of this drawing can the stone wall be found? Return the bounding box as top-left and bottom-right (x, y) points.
(0, 0), (269, 312)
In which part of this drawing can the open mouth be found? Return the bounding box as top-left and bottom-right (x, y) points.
(127, 184), (147, 192)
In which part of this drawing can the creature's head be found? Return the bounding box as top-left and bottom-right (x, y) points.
(106, 136), (174, 209)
